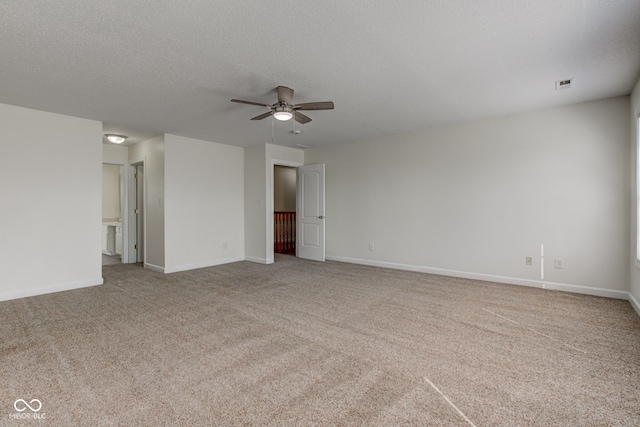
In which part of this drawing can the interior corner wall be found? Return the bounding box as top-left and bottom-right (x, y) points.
(629, 79), (640, 312)
(164, 134), (244, 273)
(128, 134), (165, 270)
(244, 144), (268, 263)
(305, 97), (630, 296)
(244, 144), (304, 264)
(0, 103), (103, 301)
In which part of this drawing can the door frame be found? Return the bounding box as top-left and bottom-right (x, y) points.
(102, 161), (129, 264)
(268, 159), (303, 263)
(128, 158), (146, 264)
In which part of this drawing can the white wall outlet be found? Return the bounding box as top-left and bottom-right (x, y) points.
(369, 243), (375, 251)
(223, 242), (228, 251)
(526, 256), (533, 266)
(554, 258), (564, 269)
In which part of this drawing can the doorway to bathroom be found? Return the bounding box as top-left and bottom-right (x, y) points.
(102, 163), (124, 265)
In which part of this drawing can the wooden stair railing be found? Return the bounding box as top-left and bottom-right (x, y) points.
(274, 212), (296, 255)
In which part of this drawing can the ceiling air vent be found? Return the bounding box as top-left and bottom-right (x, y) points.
(555, 78), (573, 91)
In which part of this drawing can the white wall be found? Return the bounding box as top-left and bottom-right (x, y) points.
(306, 97), (630, 297)
(102, 143), (129, 164)
(629, 80), (640, 314)
(129, 134), (165, 270)
(244, 144), (267, 263)
(0, 103), (103, 301)
(164, 134), (244, 272)
(102, 164), (121, 219)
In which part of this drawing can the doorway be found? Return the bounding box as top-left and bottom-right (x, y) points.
(269, 162), (325, 263)
(102, 163), (124, 265)
(274, 165), (297, 256)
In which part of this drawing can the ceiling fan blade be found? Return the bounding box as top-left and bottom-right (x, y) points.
(294, 111), (312, 124)
(293, 101), (334, 111)
(251, 111), (273, 121)
(277, 86), (294, 104)
(231, 99), (270, 107)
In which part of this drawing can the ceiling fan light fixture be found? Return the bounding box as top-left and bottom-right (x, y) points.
(273, 111), (293, 121)
(105, 134), (128, 144)
(273, 105), (293, 121)
(231, 86), (333, 124)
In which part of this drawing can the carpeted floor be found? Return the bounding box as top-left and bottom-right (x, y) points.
(1, 254), (639, 426)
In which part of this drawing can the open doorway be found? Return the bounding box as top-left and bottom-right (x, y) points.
(274, 165), (297, 256)
(102, 163), (124, 265)
(269, 162), (326, 263)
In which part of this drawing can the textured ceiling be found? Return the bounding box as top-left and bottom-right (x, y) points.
(1, 0), (639, 148)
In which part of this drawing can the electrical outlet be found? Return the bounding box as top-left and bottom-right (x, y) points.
(369, 243), (375, 251)
(525, 256), (533, 266)
(554, 258), (564, 269)
(223, 242), (228, 251)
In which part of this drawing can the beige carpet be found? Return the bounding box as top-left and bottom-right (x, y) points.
(1, 255), (639, 426)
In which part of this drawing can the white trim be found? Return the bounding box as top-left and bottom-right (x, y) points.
(144, 263), (165, 274)
(164, 256), (245, 274)
(245, 256), (270, 264)
(629, 292), (640, 318)
(272, 159), (303, 168)
(326, 255), (630, 300)
(0, 278), (103, 302)
(542, 281), (629, 299)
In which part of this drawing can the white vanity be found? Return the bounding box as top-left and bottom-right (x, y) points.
(102, 221), (123, 256)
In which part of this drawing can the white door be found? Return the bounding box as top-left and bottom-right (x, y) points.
(297, 164), (325, 261)
(129, 163), (145, 263)
(136, 164), (144, 263)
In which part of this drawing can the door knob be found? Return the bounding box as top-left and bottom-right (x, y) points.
(318, 215), (325, 219)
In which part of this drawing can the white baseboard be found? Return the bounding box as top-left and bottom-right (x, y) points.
(164, 256), (245, 274)
(326, 255), (630, 301)
(245, 256), (271, 264)
(0, 278), (104, 302)
(629, 292), (640, 318)
(144, 263), (165, 274)
(541, 281), (629, 300)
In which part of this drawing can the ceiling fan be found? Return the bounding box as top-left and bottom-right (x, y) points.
(231, 86), (334, 124)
